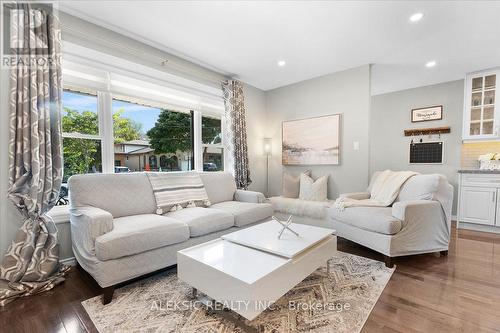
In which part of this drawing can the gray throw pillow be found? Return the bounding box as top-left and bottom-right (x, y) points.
(283, 170), (311, 198)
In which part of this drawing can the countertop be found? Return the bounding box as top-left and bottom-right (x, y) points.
(458, 169), (500, 174)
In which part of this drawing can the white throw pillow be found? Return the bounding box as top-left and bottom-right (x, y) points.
(299, 174), (328, 201)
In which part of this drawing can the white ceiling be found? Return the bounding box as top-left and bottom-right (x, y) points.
(59, 1), (500, 94)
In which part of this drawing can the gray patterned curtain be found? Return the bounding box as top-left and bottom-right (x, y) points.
(0, 3), (68, 306)
(222, 80), (252, 189)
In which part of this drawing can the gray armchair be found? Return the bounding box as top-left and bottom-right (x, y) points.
(329, 173), (453, 267)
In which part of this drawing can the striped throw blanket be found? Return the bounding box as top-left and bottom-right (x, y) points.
(146, 172), (211, 215)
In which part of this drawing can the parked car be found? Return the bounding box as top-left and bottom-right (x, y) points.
(203, 162), (218, 171)
(115, 166), (130, 173)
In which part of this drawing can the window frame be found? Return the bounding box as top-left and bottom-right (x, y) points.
(61, 89), (105, 177)
(61, 89), (101, 141)
(201, 113), (225, 172)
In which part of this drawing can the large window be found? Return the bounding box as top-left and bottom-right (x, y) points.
(58, 61), (225, 205)
(112, 98), (193, 172)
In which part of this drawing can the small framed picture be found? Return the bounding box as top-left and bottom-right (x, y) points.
(411, 105), (443, 122)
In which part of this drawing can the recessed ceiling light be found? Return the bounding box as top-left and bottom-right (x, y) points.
(277, 60), (286, 67)
(409, 12), (424, 22)
(426, 60), (436, 68)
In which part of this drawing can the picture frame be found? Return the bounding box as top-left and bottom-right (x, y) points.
(282, 114), (341, 165)
(411, 105), (443, 122)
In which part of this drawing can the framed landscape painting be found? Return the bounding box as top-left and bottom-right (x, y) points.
(282, 114), (340, 165)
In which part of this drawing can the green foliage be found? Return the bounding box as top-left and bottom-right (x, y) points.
(113, 109), (142, 143)
(147, 110), (192, 154)
(62, 137), (102, 181)
(62, 107), (141, 181)
(159, 155), (178, 170)
(202, 116), (222, 144)
(62, 108), (99, 135)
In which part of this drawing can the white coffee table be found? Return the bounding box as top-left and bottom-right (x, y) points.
(177, 221), (336, 326)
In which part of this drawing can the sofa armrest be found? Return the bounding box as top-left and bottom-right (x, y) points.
(69, 206), (114, 255)
(234, 189), (266, 203)
(339, 192), (371, 200)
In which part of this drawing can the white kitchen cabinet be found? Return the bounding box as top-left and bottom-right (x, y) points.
(463, 68), (500, 141)
(459, 186), (496, 225)
(496, 188), (500, 227)
(458, 172), (500, 232)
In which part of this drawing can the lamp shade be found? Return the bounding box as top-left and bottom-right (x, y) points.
(263, 138), (272, 155)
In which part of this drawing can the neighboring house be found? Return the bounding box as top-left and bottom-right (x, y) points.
(114, 139), (193, 171)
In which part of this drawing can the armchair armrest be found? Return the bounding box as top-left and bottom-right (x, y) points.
(234, 189), (266, 203)
(390, 200), (450, 253)
(69, 206), (113, 255)
(392, 200), (442, 222)
(339, 192), (371, 200)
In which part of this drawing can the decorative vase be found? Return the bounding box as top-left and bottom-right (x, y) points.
(480, 160), (500, 170)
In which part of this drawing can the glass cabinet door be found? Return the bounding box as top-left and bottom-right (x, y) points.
(469, 74), (496, 136)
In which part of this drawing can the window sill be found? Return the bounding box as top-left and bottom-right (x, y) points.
(47, 205), (70, 224)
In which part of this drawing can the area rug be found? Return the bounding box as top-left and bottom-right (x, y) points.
(82, 252), (394, 333)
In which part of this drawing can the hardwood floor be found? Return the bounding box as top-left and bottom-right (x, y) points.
(1, 224), (499, 333)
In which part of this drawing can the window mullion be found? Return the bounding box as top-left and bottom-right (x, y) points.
(221, 111), (230, 173)
(98, 91), (114, 173)
(193, 110), (203, 172)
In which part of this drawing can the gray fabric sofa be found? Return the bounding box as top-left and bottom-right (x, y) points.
(329, 173), (453, 267)
(68, 171), (272, 303)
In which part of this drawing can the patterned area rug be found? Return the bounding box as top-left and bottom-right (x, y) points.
(82, 252), (394, 333)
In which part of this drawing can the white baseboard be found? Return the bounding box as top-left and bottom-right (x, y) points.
(458, 222), (500, 234)
(60, 257), (77, 266)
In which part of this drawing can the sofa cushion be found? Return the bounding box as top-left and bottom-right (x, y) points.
(396, 174), (440, 202)
(330, 207), (403, 235)
(68, 173), (157, 218)
(199, 172), (237, 204)
(209, 201), (273, 227)
(166, 207), (234, 237)
(95, 214), (189, 261)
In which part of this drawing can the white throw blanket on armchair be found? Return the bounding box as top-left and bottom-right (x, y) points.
(334, 170), (418, 211)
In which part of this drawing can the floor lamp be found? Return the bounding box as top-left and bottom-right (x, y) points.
(263, 138), (272, 197)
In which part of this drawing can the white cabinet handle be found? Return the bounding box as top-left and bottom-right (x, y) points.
(493, 192), (496, 203)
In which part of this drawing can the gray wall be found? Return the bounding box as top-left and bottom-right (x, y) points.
(59, 12), (227, 89)
(0, 69), (24, 258)
(244, 83), (268, 195)
(370, 80), (464, 214)
(266, 65), (371, 199)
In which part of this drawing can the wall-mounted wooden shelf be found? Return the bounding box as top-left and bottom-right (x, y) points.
(404, 126), (451, 137)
